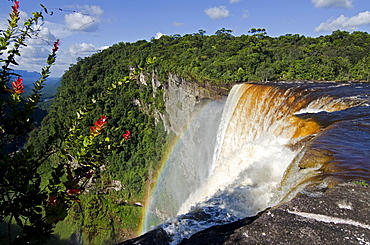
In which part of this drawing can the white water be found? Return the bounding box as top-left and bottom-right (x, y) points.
(177, 84), (298, 218)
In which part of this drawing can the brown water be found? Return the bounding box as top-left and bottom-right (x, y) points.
(281, 82), (370, 183)
(297, 106), (370, 182)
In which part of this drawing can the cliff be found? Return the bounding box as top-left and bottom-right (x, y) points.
(140, 72), (230, 135)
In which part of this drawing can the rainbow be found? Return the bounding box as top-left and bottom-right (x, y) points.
(138, 134), (180, 234)
(138, 99), (225, 234)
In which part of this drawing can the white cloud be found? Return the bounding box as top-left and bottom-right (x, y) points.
(65, 12), (97, 32)
(0, 5), (105, 77)
(19, 10), (29, 23)
(315, 11), (370, 32)
(9, 41), (101, 77)
(311, 0), (353, 9)
(84, 5), (104, 17)
(229, 0), (241, 3)
(98, 46), (110, 51)
(0, 22), (59, 74)
(43, 21), (73, 39)
(68, 43), (97, 56)
(154, 32), (164, 39)
(64, 5), (104, 32)
(28, 25), (57, 45)
(50, 43), (101, 76)
(15, 44), (54, 75)
(205, 6), (230, 20)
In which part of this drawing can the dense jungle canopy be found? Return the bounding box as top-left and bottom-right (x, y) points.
(122, 29), (370, 82)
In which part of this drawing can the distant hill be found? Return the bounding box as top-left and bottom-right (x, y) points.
(12, 70), (61, 99)
(12, 70), (41, 85)
(10, 70), (61, 120)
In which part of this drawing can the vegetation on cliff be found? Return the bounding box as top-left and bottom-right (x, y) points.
(27, 54), (167, 243)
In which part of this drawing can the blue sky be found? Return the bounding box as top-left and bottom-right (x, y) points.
(0, 0), (369, 77)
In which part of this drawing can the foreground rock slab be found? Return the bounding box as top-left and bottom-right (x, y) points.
(119, 182), (370, 245)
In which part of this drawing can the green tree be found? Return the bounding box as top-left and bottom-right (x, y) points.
(248, 28), (267, 38)
(215, 28), (233, 37)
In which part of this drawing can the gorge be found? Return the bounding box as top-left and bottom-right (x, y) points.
(123, 78), (370, 244)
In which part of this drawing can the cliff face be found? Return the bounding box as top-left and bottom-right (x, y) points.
(144, 72), (229, 135)
(163, 73), (221, 135)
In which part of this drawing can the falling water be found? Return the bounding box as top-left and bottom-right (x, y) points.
(143, 81), (370, 244)
(143, 99), (225, 230)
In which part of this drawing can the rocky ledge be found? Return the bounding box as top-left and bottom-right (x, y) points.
(118, 182), (370, 245)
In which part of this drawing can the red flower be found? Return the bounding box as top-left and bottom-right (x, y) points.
(52, 39), (60, 53)
(90, 116), (107, 135)
(11, 77), (24, 94)
(95, 116), (107, 128)
(123, 130), (131, 140)
(12, 1), (19, 14)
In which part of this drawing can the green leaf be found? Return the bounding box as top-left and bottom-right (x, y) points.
(83, 136), (91, 147)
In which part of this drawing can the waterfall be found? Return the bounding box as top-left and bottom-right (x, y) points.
(142, 81), (370, 244)
(143, 99), (225, 230)
(178, 84), (303, 217)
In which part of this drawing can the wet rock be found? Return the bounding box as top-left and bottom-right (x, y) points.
(181, 182), (370, 245)
(298, 148), (334, 169)
(116, 227), (172, 245)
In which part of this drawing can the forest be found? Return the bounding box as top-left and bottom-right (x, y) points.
(2, 26), (370, 244)
(121, 28), (370, 83)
